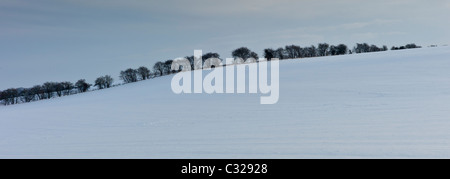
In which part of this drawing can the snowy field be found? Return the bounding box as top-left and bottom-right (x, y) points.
(1, 47), (450, 158)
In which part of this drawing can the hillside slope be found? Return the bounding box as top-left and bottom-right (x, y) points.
(1, 47), (450, 158)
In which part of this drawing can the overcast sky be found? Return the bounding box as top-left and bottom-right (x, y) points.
(1, 0), (450, 89)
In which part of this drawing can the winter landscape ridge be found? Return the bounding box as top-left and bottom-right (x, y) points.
(1, 46), (450, 158)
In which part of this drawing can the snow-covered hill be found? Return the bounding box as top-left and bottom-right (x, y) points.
(2, 47), (450, 158)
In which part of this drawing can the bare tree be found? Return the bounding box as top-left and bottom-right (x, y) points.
(30, 85), (45, 100)
(120, 69), (138, 83)
(2, 88), (19, 105)
(201, 53), (221, 68)
(0, 90), (4, 105)
(307, 45), (317, 57)
(354, 43), (370, 53)
(137, 66), (151, 80)
(202, 53), (220, 61)
(232, 47), (259, 60)
(104, 75), (113, 88)
(54, 82), (65, 97)
(369, 45), (381, 52)
(153, 62), (164, 76)
(75, 79), (91, 93)
(392, 44), (421, 50)
(185, 56), (195, 70)
(336, 44), (348, 55)
(317, 43), (330, 56)
(43, 82), (57, 99)
(275, 47), (287, 59)
(95, 77), (106, 89)
(285, 45), (302, 59)
(264, 48), (275, 61)
(198, 53), (219, 68)
(20, 88), (35, 103)
(61, 81), (74, 96)
(164, 60), (174, 74)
